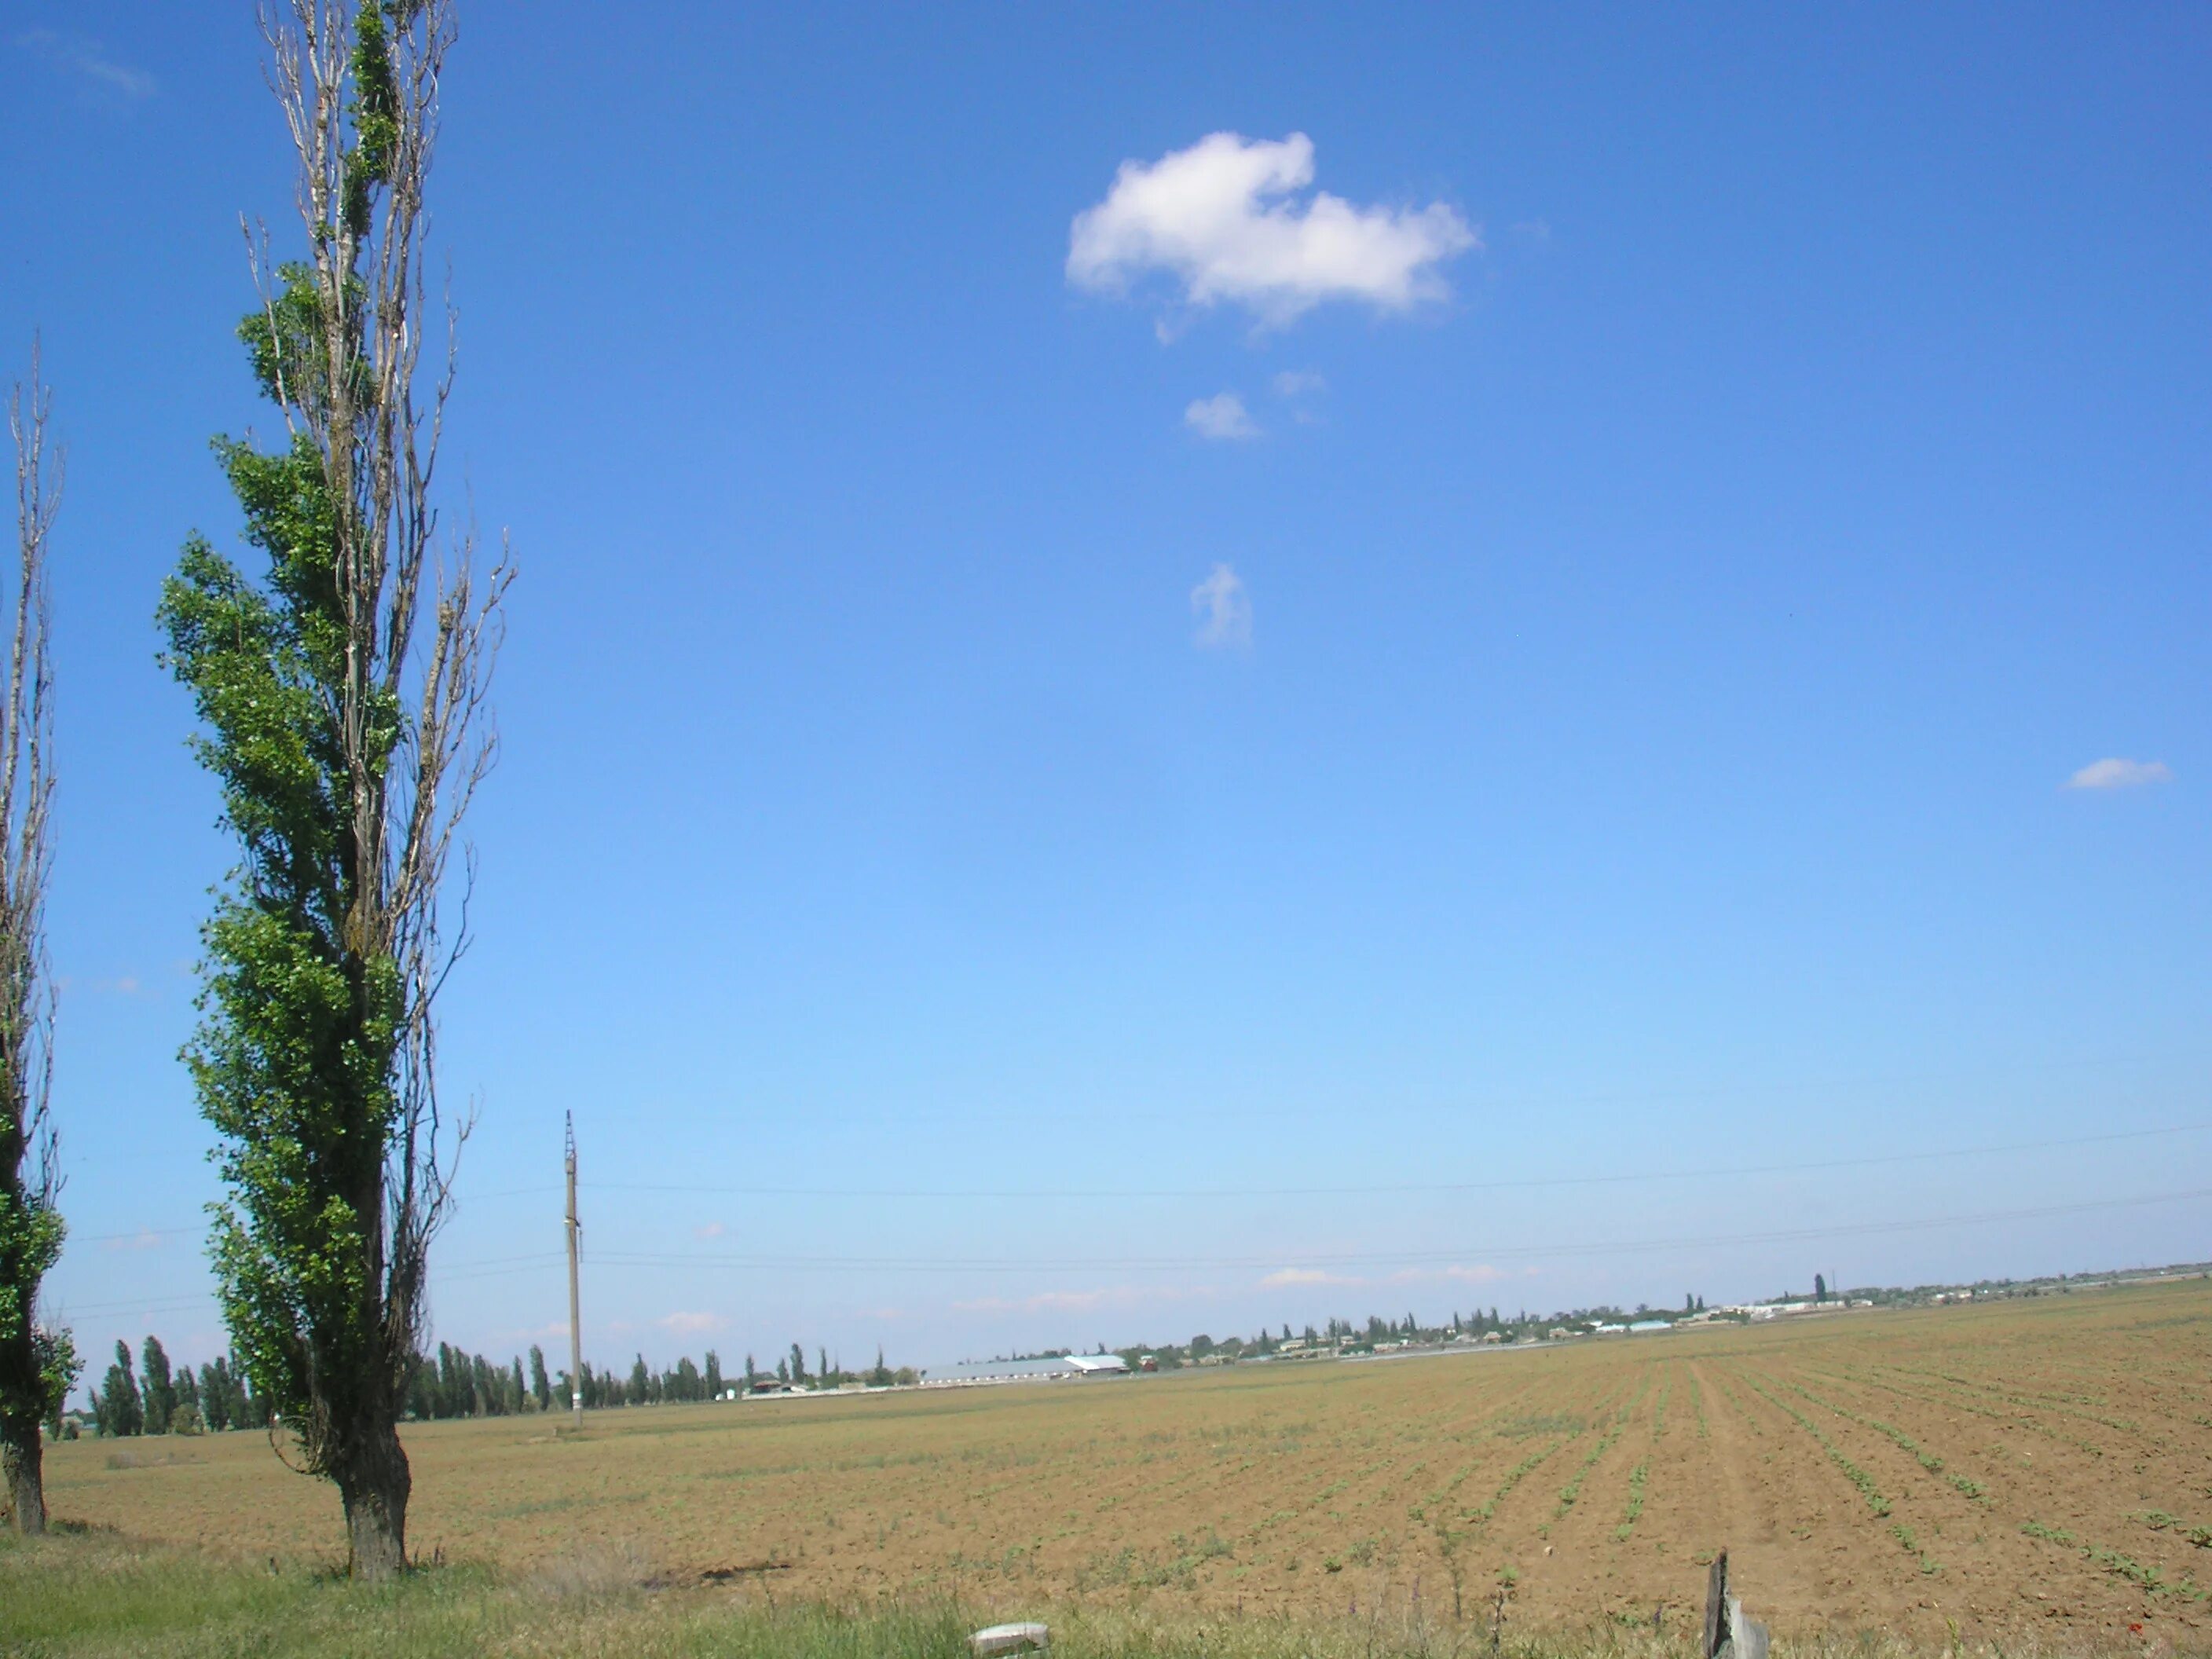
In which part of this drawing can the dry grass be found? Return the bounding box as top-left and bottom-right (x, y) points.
(522, 1536), (663, 1604)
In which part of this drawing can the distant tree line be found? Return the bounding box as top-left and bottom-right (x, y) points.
(565, 1348), (726, 1410)
(1105, 1298), (1737, 1371)
(89, 1338), (269, 1437)
(80, 1331), (950, 1434)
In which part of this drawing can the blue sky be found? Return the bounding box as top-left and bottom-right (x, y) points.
(5, 4), (2207, 1383)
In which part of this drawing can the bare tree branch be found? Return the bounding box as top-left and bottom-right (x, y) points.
(1, 337), (64, 1534)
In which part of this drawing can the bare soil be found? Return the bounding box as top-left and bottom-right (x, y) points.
(40, 1276), (2212, 1647)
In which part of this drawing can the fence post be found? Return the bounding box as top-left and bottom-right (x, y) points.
(1702, 1551), (1728, 1659)
(1701, 1551), (1769, 1659)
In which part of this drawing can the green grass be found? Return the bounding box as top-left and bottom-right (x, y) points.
(0, 1526), (2185, 1659)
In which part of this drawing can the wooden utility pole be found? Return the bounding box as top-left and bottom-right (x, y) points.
(565, 1111), (583, 1426)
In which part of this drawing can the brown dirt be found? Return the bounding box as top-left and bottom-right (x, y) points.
(39, 1276), (2212, 1646)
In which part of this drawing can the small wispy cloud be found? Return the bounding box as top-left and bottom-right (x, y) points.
(1069, 132), (1475, 328)
(657, 1311), (724, 1335)
(19, 29), (156, 101)
(1272, 370), (1324, 399)
(102, 1227), (167, 1254)
(953, 1284), (1212, 1315)
(693, 1221), (726, 1240)
(496, 1320), (575, 1344)
(1190, 562), (1253, 649)
(59, 972), (149, 997)
(1261, 1267), (1364, 1287)
(2065, 757), (2172, 791)
(1435, 1263), (1511, 1284)
(1185, 391), (1259, 441)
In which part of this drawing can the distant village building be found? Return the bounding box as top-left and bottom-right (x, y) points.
(921, 1353), (1130, 1386)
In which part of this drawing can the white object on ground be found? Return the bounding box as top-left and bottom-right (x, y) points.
(970, 1624), (1050, 1656)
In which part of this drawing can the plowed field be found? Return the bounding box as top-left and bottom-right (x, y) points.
(42, 1276), (2212, 1646)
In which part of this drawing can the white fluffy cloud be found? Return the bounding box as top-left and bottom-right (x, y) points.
(1191, 562), (1253, 648)
(657, 1310), (724, 1335)
(1068, 132), (1475, 325)
(1261, 1267), (1363, 1287)
(1272, 370), (1325, 398)
(2065, 757), (2173, 790)
(1185, 391), (1259, 441)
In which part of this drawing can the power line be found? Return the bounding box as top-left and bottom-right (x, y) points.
(46, 1254), (568, 1324)
(68, 1121), (2208, 1247)
(570, 1185), (2212, 1275)
(580, 1121), (2212, 1203)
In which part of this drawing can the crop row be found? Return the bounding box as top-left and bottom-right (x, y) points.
(1781, 1378), (1991, 1507)
(1464, 1435), (1573, 1525)
(1815, 1365), (2105, 1459)
(2021, 1522), (2210, 1603)
(1888, 1522), (1939, 1577)
(1886, 1364), (2144, 1441)
(1554, 1416), (1628, 1517)
(1613, 1460), (1648, 1543)
(1736, 1371), (1892, 1518)
(2135, 1511), (2212, 1551)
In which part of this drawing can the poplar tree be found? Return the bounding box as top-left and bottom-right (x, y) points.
(140, 1337), (177, 1435)
(95, 1342), (141, 1438)
(157, 0), (510, 1577)
(0, 350), (71, 1531)
(200, 1361), (233, 1433)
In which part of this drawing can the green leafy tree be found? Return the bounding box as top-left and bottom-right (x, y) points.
(528, 1345), (551, 1412)
(175, 1363), (202, 1420)
(156, 0), (509, 1577)
(702, 1350), (722, 1401)
(140, 1336), (177, 1435)
(789, 1342), (806, 1383)
(199, 1361), (232, 1433)
(95, 1342), (141, 1438)
(628, 1354), (650, 1405)
(0, 348), (75, 1531)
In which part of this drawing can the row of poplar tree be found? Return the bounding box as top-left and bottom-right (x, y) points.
(90, 1340), (266, 1437)
(84, 1335), (928, 1436)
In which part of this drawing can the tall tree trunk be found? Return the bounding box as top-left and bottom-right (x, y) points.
(0, 1397), (45, 1535)
(335, 1418), (410, 1578)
